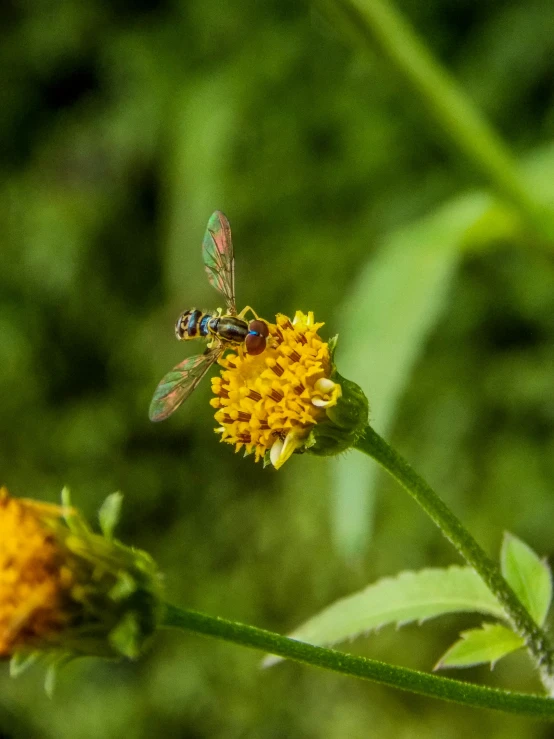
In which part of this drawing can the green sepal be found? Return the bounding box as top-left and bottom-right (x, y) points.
(9, 650), (41, 678)
(44, 653), (74, 698)
(39, 494), (163, 662)
(327, 334), (339, 362)
(326, 372), (369, 432)
(109, 571), (138, 601)
(109, 612), (143, 660)
(10, 649), (76, 698)
(98, 491), (123, 540)
(306, 369), (369, 458)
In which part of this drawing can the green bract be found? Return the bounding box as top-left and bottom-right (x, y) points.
(306, 337), (369, 458)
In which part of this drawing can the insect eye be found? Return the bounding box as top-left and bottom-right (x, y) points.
(245, 332), (266, 356)
(248, 319), (269, 338)
(175, 316), (185, 339)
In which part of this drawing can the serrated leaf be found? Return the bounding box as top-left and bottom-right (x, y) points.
(501, 532), (552, 625)
(98, 491), (123, 540)
(436, 623), (523, 670)
(264, 566), (505, 667)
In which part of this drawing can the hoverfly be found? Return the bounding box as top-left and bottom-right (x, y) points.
(149, 211), (269, 422)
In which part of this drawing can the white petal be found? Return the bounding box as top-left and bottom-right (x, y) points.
(314, 378), (336, 393)
(312, 397), (332, 407)
(270, 438), (284, 467)
(270, 430), (307, 469)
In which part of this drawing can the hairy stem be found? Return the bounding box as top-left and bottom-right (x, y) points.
(162, 604), (554, 717)
(354, 425), (554, 693)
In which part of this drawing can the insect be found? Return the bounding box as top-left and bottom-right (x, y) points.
(149, 211), (269, 422)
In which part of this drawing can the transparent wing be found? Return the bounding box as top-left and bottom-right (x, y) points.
(149, 348), (220, 422)
(202, 210), (236, 314)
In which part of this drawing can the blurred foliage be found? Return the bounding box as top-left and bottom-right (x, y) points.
(1, 0), (554, 737)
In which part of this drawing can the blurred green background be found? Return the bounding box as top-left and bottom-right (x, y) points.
(1, 0), (554, 737)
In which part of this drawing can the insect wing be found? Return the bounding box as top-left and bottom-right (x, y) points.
(202, 211), (236, 314)
(149, 349), (219, 422)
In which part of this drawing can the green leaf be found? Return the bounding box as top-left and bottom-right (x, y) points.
(331, 142), (554, 560)
(98, 491), (123, 540)
(264, 566), (505, 667)
(436, 623), (524, 670)
(332, 192), (490, 559)
(500, 532), (552, 626)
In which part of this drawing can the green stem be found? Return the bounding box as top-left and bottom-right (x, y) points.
(162, 604), (554, 718)
(354, 425), (554, 692)
(321, 0), (551, 238)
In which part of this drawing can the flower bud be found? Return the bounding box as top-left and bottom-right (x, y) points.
(305, 370), (369, 457)
(0, 488), (163, 671)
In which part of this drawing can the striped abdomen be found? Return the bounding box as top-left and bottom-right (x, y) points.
(175, 309), (248, 345)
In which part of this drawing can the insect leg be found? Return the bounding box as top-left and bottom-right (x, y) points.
(237, 305), (260, 320)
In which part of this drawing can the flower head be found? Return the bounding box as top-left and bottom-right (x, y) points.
(0, 489), (73, 658)
(0, 488), (163, 665)
(211, 311), (367, 468)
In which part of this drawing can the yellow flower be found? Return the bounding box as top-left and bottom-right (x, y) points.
(0, 488), (74, 658)
(0, 488), (162, 663)
(211, 311), (342, 469)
